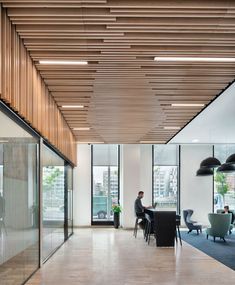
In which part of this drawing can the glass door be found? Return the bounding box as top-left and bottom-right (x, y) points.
(42, 145), (65, 261)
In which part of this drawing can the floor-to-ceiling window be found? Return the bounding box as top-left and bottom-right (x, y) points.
(91, 145), (119, 225)
(214, 145), (235, 212)
(0, 107), (39, 285)
(153, 145), (179, 211)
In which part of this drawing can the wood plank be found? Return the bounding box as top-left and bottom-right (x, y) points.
(0, 6), (76, 164)
(1, 1), (235, 143)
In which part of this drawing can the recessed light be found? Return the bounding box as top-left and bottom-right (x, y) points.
(192, 139), (199, 143)
(171, 103), (205, 107)
(39, 60), (88, 65)
(62, 105), (84, 108)
(73, 127), (90, 131)
(154, 57), (235, 62)
(77, 141), (104, 144)
(140, 140), (165, 144)
(164, 126), (180, 130)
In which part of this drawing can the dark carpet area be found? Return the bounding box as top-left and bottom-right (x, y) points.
(181, 230), (235, 270)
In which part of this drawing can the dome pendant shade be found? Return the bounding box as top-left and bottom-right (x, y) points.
(217, 163), (235, 173)
(200, 157), (221, 168)
(226, 153), (235, 164)
(196, 168), (214, 176)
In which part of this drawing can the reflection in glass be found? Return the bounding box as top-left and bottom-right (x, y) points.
(92, 145), (119, 222)
(42, 145), (65, 260)
(214, 145), (235, 212)
(153, 145), (179, 211)
(66, 165), (73, 236)
(0, 109), (39, 285)
(153, 166), (178, 209)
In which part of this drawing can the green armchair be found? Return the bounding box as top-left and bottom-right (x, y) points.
(216, 209), (234, 234)
(206, 213), (231, 242)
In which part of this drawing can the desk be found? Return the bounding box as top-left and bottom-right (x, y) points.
(145, 209), (179, 247)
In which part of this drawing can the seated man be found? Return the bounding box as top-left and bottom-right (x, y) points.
(134, 191), (151, 229)
(222, 205), (234, 234)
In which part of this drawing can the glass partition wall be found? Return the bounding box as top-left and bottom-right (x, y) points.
(153, 145), (179, 212)
(0, 108), (39, 285)
(91, 145), (119, 225)
(66, 165), (73, 237)
(42, 145), (65, 260)
(214, 145), (235, 212)
(42, 145), (73, 261)
(0, 103), (73, 284)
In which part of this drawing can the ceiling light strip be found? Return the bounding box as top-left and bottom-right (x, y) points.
(39, 60), (88, 65)
(171, 103), (205, 107)
(62, 105), (84, 108)
(77, 141), (104, 144)
(154, 57), (235, 62)
(164, 126), (181, 130)
(140, 141), (165, 144)
(73, 127), (90, 131)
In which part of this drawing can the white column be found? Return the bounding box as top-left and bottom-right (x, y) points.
(180, 145), (213, 225)
(73, 144), (91, 227)
(140, 144), (152, 206)
(120, 144), (152, 229)
(120, 144), (140, 229)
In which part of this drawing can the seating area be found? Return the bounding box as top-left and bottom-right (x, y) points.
(206, 213), (232, 242)
(183, 209), (202, 235)
(217, 209), (235, 234)
(182, 209), (234, 242)
(134, 210), (182, 247)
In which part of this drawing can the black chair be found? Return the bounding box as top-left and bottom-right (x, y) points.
(183, 209), (202, 234)
(144, 213), (155, 245)
(175, 214), (182, 246)
(133, 214), (145, 238)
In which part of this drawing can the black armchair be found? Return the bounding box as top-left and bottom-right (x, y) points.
(183, 209), (202, 234)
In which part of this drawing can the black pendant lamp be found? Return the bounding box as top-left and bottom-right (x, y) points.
(217, 163), (235, 173)
(196, 167), (214, 176)
(226, 153), (235, 164)
(200, 157), (221, 168)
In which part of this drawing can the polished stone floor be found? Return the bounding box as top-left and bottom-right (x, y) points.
(27, 228), (235, 285)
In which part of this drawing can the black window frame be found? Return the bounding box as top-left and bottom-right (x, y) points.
(152, 144), (181, 214)
(91, 144), (120, 226)
(41, 142), (74, 263)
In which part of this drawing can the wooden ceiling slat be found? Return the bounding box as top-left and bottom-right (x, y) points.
(1, 0), (234, 143)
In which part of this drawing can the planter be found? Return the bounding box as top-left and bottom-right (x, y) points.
(114, 212), (120, 229)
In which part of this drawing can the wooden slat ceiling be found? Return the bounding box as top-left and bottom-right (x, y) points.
(2, 0), (235, 143)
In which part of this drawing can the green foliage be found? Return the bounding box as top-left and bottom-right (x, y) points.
(214, 172), (229, 196)
(112, 204), (122, 213)
(43, 167), (63, 192)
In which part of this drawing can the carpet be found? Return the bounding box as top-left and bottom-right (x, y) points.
(181, 230), (235, 270)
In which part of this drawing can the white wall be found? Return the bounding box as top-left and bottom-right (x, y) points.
(74, 144), (153, 228)
(73, 144), (91, 226)
(73, 143), (214, 228)
(120, 145), (140, 228)
(180, 145), (213, 225)
(121, 144), (152, 228)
